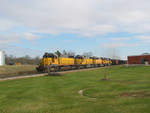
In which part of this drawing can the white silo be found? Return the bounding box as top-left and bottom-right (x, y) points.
(0, 51), (5, 66)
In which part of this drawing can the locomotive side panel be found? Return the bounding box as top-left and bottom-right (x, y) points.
(95, 59), (103, 64)
(59, 58), (75, 65)
(75, 59), (82, 65)
(41, 58), (52, 66)
(82, 59), (93, 64)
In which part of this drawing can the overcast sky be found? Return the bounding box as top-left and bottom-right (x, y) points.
(1, 0), (150, 59)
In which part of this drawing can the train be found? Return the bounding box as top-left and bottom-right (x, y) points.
(36, 52), (126, 72)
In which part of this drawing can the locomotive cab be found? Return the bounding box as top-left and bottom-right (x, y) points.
(36, 53), (59, 72)
(41, 53), (59, 66)
(75, 55), (84, 65)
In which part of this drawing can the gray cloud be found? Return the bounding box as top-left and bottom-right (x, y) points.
(1, 0), (150, 58)
(134, 35), (150, 42)
(0, 44), (44, 58)
(111, 37), (131, 41)
(0, 32), (41, 43)
(101, 42), (141, 48)
(0, 0), (150, 36)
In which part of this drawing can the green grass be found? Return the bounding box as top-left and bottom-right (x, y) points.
(0, 65), (38, 78)
(0, 66), (150, 113)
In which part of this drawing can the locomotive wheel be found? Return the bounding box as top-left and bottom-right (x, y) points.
(76, 66), (80, 70)
(55, 67), (59, 72)
(47, 66), (51, 73)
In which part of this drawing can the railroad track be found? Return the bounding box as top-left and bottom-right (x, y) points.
(0, 65), (118, 81)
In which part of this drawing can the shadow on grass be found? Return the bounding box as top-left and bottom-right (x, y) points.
(46, 72), (65, 76)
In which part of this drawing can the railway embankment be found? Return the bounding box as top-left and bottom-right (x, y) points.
(0, 65), (118, 81)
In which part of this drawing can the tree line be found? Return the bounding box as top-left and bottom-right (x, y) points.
(5, 50), (93, 65)
(55, 50), (93, 58)
(5, 55), (41, 65)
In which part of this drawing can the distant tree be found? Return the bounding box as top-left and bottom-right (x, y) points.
(55, 50), (61, 57)
(62, 50), (67, 55)
(67, 50), (75, 56)
(35, 56), (40, 65)
(5, 54), (41, 65)
(5, 54), (16, 65)
(61, 50), (75, 58)
(83, 52), (93, 58)
(24, 55), (31, 60)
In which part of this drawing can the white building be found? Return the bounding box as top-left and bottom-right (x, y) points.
(0, 51), (5, 66)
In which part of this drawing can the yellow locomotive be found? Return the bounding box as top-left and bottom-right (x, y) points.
(36, 53), (112, 72)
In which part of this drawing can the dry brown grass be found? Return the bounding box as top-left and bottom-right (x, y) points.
(0, 65), (38, 78)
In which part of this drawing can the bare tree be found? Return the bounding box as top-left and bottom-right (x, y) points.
(83, 52), (93, 58)
(5, 54), (41, 65)
(55, 50), (61, 57)
(62, 50), (67, 55)
(67, 50), (75, 56)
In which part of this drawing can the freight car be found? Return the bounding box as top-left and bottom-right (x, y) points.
(111, 59), (119, 65)
(36, 52), (125, 72)
(111, 59), (127, 65)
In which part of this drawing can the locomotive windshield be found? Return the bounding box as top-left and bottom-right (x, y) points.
(43, 53), (57, 59)
(75, 55), (84, 59)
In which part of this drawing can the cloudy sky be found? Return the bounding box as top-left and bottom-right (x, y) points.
(1, 0), (150, 59)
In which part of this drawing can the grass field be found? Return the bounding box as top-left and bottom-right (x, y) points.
(0, 66), (150, 113)
(0, 65), (38, 78)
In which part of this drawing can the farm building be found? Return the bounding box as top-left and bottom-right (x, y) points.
(128, 53), (150, 65)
